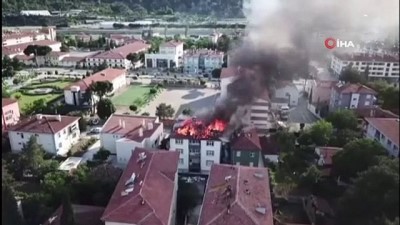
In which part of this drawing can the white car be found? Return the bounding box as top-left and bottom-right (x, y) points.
(89, 127), (102, 134)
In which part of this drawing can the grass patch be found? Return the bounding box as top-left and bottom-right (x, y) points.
(30, 80), (72, 89)
(112, 85), (152, 106)
(69, 138), (98, 157)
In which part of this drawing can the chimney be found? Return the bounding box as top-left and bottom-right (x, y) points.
(122, 121), (126, 129)
(57, 115), (61, 122)
(101, 73), (105, 76)
(139, 127), (143, 137)
(147, 122), (153, 130)
(142, 119), (145, 127)
(119, 119), (122, 127)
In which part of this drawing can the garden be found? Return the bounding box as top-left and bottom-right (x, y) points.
(111, 84), (163, 112)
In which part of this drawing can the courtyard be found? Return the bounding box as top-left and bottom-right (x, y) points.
(111, 85), (152, 106)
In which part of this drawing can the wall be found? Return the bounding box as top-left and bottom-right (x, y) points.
(9, 131), (56, 153)
(115, 139), (143, 164)
(52, 120), (80, 155)
(169, 138), (189, 170)
(100, 133), (120, 154)
(200, 140), (221, 171)
(2, 102), (20, 128)
(365, 123), (399, 157)
(232, 150), (259, 167)
(274, 85), (299, 106)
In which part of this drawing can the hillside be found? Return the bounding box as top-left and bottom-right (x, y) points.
(2, 0), (245, 18)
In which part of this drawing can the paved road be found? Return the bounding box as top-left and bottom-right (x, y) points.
(81, 140), (101, 163)
(288, 95), (318, 124)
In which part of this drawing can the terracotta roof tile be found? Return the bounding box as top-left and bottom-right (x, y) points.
(334, 83), (377, 95)
(43, 204), (105, 225)
(2, 98), (18, 107)
(14, 54), (34, 61)
(90, 41), (149, 60)
(354, 106), (399, 119)
(364, 117), (399, 146)
(101, 148), (179, 224)
(315, 147), (343, 165)
(198, 165), (274, 225)
(7, 115), (79, 134)
(231, 128), (262, 151)
(101, 114), (162, 142)
(161, 41), (183, 48)
(2, 40), (60, 56)
(64, 68), (126, 91)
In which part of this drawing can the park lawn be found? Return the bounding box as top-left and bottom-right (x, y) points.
(29, 80), (72, 89)
(12, 92), (63, 110)
(112, 85), (152, 106)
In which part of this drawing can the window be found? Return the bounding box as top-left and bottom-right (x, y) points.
(63, 129), (66, 134)
(176, 148), (184, 154)
(250, 152), (255, 158)
(206, 150), (214, 156)
(175, 139), (183, 144)
(206, 141), (214, 146)
(366, 94), (371, 99)
(20, 133), (24, 139)
(236, 151), (241, 157)
(179, 159), (184, 164)
(206, 160), (214, 166)
(58, 133), (61, 138)
(352, 98), (357, 101)
(59, 142), (62, 148)
(387, 139), (392, 146)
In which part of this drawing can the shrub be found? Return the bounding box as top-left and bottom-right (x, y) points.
(54, 70), (58, 75)
(79, 117), (88, 131)
(129, 104), (138, 112)
(93, 148), (111, 161)
(149, 88), (157, 95)
(200, 80), (206, 85)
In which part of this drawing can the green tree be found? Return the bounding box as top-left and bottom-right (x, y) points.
(216, 34), (231, 52)
(11, 57), (23, 71)
(309, 120), (333, 146)
(182, 108), (193, 116)
(23, 45), (52, 56)
(336, 158), (399, 225)
(79, 117), (88, 132)
(43, 171), (69, 195)
(60, 192), (75, 225)
(126, 52), (140, 63)
(89, 81), (113, 100)
(298, 165), (322, 189)
(60, 43), (70, 52)
(155, 103), (175, 119)
(97, 99), (116, 120)
(274, 130), (296, 152)
(129, 104), (138, 112)
(2, 55), (12, 68)
(93, 61), (109, 73)
(339, 66), (365, 84)
(326, 109), (359, 130)
(149, 88), (157, 95)
(38, 160), (60, 180)
(21, 136), (45, 177)
(93, 148), (111, 161)
(5, 66), (15, 77)
(2, 184), (24, 225)
(332, 139), (386, 182)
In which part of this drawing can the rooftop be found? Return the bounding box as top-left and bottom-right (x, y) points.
(333, 52), (399, 63)
(364, 117), (399, 146)
(14, 54), (34, 61)
(354, 106), (399, 119)
(7, 114), (80, 134)
(334, 83), (377, 95)
(101, 148), (179, 224)
(43, 204), (105, 225)
(64, 68), (126, 91)
(58, 157), (83, 171)
(231, 127), (262, 151)
(2, 40), (60, 56)
(102, 114), (161, 143)
(311, 81), (337, 104)
(315, 147), (343, 166)
(2, 98), (18, 107)
(90, 41), (149, 60)
(198, 164), (274, 225)
(161, 40), (183, 48)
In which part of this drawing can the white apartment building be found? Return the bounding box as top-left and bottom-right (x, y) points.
(64, 68), (127, 107)
(8, 114), (80, 156)
(100, 114), (164, 165)
(145, 41), (184, 68)
(2, 27), (56, 47)
(330, 52), (399, 83)
(183, 49), (224, 74)
(272, 82), (300, 107)
(363, 117), (399, 157)
(86, 41), (150, 69)
(169, 135), (222, 173)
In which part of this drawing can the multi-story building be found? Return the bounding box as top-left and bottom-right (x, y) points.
(2, 98), (20, 129)
(183, 49), (224, 74)
(307, 80), (337, 118)
(231, 128), (263, 167)
(2, 27), (56, 47)
(198, 164), (274, 225)
(7, 114), (80, 156)
(64, 68), (127, 107)
(101, 148), (179, 225)
(100, 114), (164, 165)
(363, 117), (399, 157)
(329, 82), (378, 111)
(85, 41), (150, 69)
(272, 81), (300, 107)
(330, 52), (399, 83)
(145, 41), (184, 68)
(2, 40), (62, 58)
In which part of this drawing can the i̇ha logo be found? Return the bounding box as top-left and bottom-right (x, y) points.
(324, 37), (355, 49)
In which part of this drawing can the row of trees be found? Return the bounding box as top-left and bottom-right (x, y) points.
(2, 56), (24, 77)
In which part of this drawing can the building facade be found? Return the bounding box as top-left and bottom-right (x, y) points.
(2, 98), (20, 129)
(145, 41), (184, 69)
(2, 40), (62, 58)
(363, 117), (399, 157)
(183, 49), (224, 74)
(329, 83), (378, 111)
(2, 27), (56, 47)
(273, 82), (300, 107)
(231, 128), (262, 167)
(8, 114), (80, 155)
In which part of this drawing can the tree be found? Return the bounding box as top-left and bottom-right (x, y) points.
(2, 184), (24, 225)
(11, 58), (23, 71)
(309, 120), (333, 146)
(89, 81), (113, 100)
(21, 136), (45, 177)
(97, 99), (116, 120)
(23, 98), (47, 115)
(339, 66), (365, 84)
(149, 88), (157, 95)
(155, 103), (175, 119)
(211, 68), (222, 79)
(93, 148), (111, 161)
(60, 43), (69, 52)
(176, 179), (201, 225)
(126, 53), (140, 63)
(298, 165), (322, 189)
(329, 128), (360, 147)
(332, 139), (386, 182)
(60, 192), (75, 225)
(326, 109), (359, 130)
(182, 108), (193, 116)
(38, 160), (59, 180)
(129, 104), (138, 112)
(79, 117), (88, 132)
(216, 35), (231, 52)
(93, 61), (108, 73)
(23, 45), (52, 56)
(336, 158), (399, 225)
(2, 55), (12, 68)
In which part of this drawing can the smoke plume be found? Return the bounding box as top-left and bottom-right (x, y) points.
(198, 0), (399, 131)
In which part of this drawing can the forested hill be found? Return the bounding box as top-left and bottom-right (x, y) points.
(3, 0), (245, 18)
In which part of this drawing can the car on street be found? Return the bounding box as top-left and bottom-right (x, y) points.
(89, 127), (102, 134)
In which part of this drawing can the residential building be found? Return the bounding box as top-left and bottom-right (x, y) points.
(220, 67), (239, 98)
(64, 68), (127, 107)
(2, 40), (62, 58)
(183, 49), (224, 74)
(363, 117), (399, 157)
(2, 27), (56, 46)
(108, 34), (138, 46)
(36, 51), (70, 66)
(307, 80), (337, 118)
(145, 41), (184, 68)
(329, 82), (378, 111)
(86, 41), (150, 69)
(101, 148), (179, 225)
(354, 106), (399, 119)
(330, 52), (399, 83)
(100, 114), (164, 165)
(315, 146), (343, 176)
(14, 55), (35, 66)
(2, 98), (20, 129)
(59, 56), (86, 68)
(198, 164), (274, 225)
(43, 205), (105, 225)
(7, 114), (80, 156)
(231, 128), (263, 167)
(20, 10), (51, 16)
(272, 81), (300, 107)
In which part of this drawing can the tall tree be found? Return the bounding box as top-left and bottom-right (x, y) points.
(326, 109), (359, 131)
(155, 103), (175, 119)
(126, 53), (140, 63)
(339, 66), (365, 84)
(21, 136), (45, 177)
(89, 81), (113, 100)
(2, 184), (24, 225)
(60, 192), (75, 225)
(216, 34), (231, 52)
(309, 120), (333, 146)
(97, 99), (116, 120)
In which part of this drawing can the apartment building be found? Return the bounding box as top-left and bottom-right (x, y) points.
(7, 114), (80, 156)
(329, 82), (378, 111)
(2, 98), (20, 129)
(272, 81), (300, 107)
(2, 40), (62, 58)
(2, 27), (56, 47)
(101, 148), (179, 225)
(330, 52), (399, 83)
(363, 117), (399, 157)
(145, 41), (184, 68)
(231, 128), (263, 167)
(183, 49), (224, 74)
(100, 114), (164, 165)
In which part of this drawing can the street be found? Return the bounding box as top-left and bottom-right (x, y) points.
(288, 95), (318, 124)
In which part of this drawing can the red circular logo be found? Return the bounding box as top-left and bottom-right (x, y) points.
(324, 38), (336, 49)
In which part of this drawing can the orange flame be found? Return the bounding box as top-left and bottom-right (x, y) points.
(176, 119), (227, 139)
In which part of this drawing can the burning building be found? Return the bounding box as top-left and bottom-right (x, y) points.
(169, 117), (229, 173)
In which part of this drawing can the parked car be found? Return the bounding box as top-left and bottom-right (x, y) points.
(89, 127), (102, 134)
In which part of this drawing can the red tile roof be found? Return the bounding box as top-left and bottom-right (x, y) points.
(101, 148), (179, 224)
(64, 68), (126, 91)
(161, 41), (183, 48)
(354, 106), (399, 119)
(334, 83), (377, 95)
(2, 40), (60, 56)
(48, 51), (69, 57)
(102, 114), (162, 142)
(315, 147), (343, 165)
(259, 136), (279, 155)
(7, 115), (79, 134)
(2, 98), (18, 107)
(198, 164), (274, 225)
(311, 81), (337, 104)
(364, 117), (399, 146)
(333, 52), (399, 63)
(231, 128), (262, 151)
(90, 41), (149, 60)
(43, 204), (105, 225)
